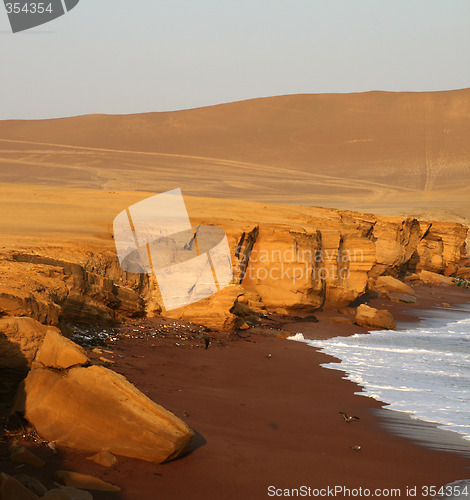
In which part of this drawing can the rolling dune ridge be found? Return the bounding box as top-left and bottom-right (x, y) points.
(0, 89), (469, 222)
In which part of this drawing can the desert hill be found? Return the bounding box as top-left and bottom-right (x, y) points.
(0, 89), (469, 221)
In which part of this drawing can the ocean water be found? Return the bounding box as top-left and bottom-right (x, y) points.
(304, 308), (470, 441)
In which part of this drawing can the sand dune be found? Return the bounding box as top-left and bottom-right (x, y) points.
(0, 89), (469, 222)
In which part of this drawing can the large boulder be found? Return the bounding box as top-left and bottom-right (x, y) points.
(387, 292), (417, 304)
(12, 475), (47, 497)
(0, 317), (55, 370)
(0, 472), (39, 500)
(86, 450), (116, 467)
(33, 330), (88, 370)
(7, 326), (193, 464)
(9, 446), (45, 468)
(14, 362), (193, 464)
(418, 270), (454, 286)
(55, 471), (119, 492)
(375, 276), (415, 296)
(355, 304), (396, 330)
(42, 488), (93, 500)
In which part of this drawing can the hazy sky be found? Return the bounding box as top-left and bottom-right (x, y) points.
(1, 0), (470, 119)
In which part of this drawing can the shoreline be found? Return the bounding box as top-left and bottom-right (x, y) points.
(374, 408), (470, 458)
(1, 284), (469, 499)
(293, 285), (470, 461)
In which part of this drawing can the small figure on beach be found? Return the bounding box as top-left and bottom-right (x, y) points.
(339, 412), (360, 423)
(198, 333), (211, 349)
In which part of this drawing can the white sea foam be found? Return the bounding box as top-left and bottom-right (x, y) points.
(306, 311), (470, 440)
(287, 333), (305, 341)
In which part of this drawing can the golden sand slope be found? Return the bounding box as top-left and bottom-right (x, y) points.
(0, 90), (469, 222)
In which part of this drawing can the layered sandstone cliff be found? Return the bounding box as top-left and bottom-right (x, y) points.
(0, 198), (467, 331)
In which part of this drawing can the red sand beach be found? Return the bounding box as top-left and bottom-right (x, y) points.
(1, 285), (469, 500)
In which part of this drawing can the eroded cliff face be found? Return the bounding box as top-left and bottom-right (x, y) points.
(0, 251), (146, 328)
(216, 215), (468, 318)
(1, 207), (467, 331)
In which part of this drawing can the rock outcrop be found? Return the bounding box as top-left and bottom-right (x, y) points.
(413, 222), (469, 274)
(0, 203), (468, 330)
(0, 252), (145, 327)
(370, 217), (422, 277)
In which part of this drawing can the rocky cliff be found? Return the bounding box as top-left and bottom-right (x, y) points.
(1, 202), (468, 332)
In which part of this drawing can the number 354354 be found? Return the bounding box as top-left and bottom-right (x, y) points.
(5, 3), (53, 14)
